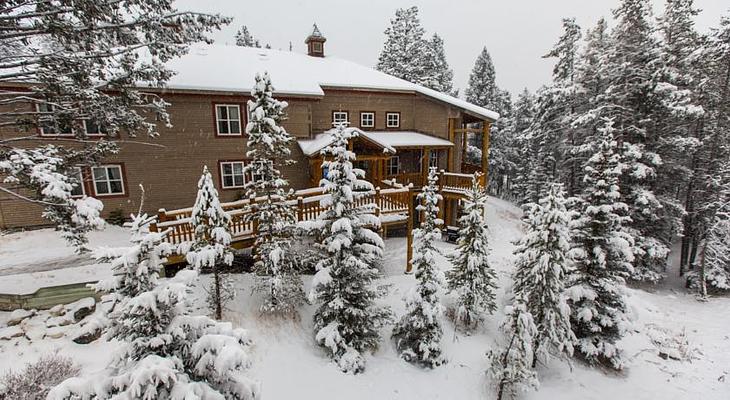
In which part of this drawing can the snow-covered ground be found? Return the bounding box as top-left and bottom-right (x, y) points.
(1, 197), (728, 399)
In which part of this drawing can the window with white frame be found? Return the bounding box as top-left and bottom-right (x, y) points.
(91, 165), (125, 196)
(386, 112), (400, 128)
(386, 156), (400, 176)
(37, 103), (73, 136)
(83, 119), (107, 136)
(429, 149), (440, 169)
(360, 112), (374, 128)
(215, 104), (242, 135)
(332, 111), (349, 126)
(70, 167), (85, 197)
(220, 161), (246, 189)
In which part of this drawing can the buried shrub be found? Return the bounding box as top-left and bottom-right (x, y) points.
(0, 354), (80, 400)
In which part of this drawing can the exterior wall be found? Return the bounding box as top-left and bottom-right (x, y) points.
(0, 88), (473, 230)
(0, 92), (312, 229)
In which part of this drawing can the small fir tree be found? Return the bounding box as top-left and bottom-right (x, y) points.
(183, 165), (235, 320)
(512, 184), (575, 366)
(566, 119), (634, 370)
(308, 122), (392, 374)
(235, 25), (260, 47)
(245, 72), (304, 314)
(392, 167), (447, 368)
(487, 302), (539, 400)
(446, 173), (498, 330)
(50, 215), (259, 399)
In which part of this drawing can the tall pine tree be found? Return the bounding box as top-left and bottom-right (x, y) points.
(422, 33), (455, 95)
(245, 73), (304, 314)
(308, 123), (392, 374)
(566, 119), (634, 370)
(376, 6), (429, 86)
(446, 174), (498, 330)
(512, 184), (574, 365)
(392, 167), (447, 368)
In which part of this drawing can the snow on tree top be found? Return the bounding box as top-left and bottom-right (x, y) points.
(298, 127), (454, 156)
(160, 44), (499, 121)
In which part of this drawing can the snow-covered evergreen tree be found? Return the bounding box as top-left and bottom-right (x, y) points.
(465, 47), (501, 111)
(183, 165), (235, 320)
(487, 302), (539, 400)
(245, 73), (304, 314)
(446, 174), (498, 330)
(235, 25), (261, 47)
(392, 167), (447, 368)
(507, 89), (538, 202)
(566, 119), (634, 370)
(308, 122), (392, 373)
(0, 1), (229, 251)
(50, 214), (259, 399)
(423, 33), (455, 95)
(376, 6), (429, 85)
(512, 184), (574, 365)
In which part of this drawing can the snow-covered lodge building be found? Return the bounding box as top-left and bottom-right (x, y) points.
(0, 27), (498, 231)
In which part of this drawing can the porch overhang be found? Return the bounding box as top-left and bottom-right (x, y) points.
(297, 128), (453, 157)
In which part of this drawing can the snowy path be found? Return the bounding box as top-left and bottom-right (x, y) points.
(1, 196), (728, 399)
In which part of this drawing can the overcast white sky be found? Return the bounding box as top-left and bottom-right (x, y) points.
(177, 0), (728, 96)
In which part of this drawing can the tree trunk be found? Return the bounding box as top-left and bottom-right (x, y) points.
(698, 240), (708, 300)
(214, 268), (222, 320)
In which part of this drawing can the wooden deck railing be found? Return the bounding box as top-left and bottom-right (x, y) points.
(150, 186), (412, 246)
(439, 170), (476, 192)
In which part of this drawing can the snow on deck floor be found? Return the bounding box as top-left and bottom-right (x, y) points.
(1, 197), (728, 399)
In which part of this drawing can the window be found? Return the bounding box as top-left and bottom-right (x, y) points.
(37, 103), (73, 136)
(386, 156), (400, 176)
(83, 119), (107, 136)
(360, 112), (375, 128)
(220, 161), (246, 189)
(429, 150), (440, 169)
(332, 111), (349, 126)
(250, 159), (273, 183)
(312, 42), (323, 52)
(386, 112), (400, 128)
(92, 165), (125, 196)
(215, 104), (242, 136)
(70, 167), (85, 197)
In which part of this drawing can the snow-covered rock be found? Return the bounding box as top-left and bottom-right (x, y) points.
(6, 309), (35, 326)
(0, 325), (24, 340)
(72, 315), (108, 344)
(49, 304), (66, 317)
(67, 297), (96, 322)
(46, 314), (75, 328)
(45, 326), (67, 339)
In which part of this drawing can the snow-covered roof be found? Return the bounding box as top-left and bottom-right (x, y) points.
(161, 45), (499, 121)
(298, 128), (452, 157)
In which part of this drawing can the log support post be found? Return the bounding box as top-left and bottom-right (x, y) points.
(481, 121), (491, 188)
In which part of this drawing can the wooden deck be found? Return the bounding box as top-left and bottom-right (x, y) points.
(150, 170), (477, 271)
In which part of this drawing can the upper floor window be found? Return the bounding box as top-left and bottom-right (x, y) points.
(220, 161), (246, 189)
(429, 149), (440, 169)
(360, 112), (375, 129)
(250, 159), (273, 183)
(332, 111), (349, 126)
(386, 112), (400, 128)
(215, 104), (242, 136)
(92, 165), (125, 196)
(386, 156), (400, 176)
(83, 119), (107, 136)
(37, 103), (73, 136)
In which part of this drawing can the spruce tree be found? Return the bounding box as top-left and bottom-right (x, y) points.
(50, 215), (259, 399)
(235, 25), (261, 47)
(376, 6), (429, 85)
(512, 184), (575, 365)
(694, 161), (730, 294)
(184, 165), (235, 320)
(446, 174), (498, 330)
(465, 47), (501, 111)
(423, 33), (455, 95)
(508, 89), (538, 202)
(245, 72), (304, 314)
(392, 167), (447, 368)
(566, 119), (634, 370)
(487, 302), (539, 400)
(309, 123), (392, 374)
